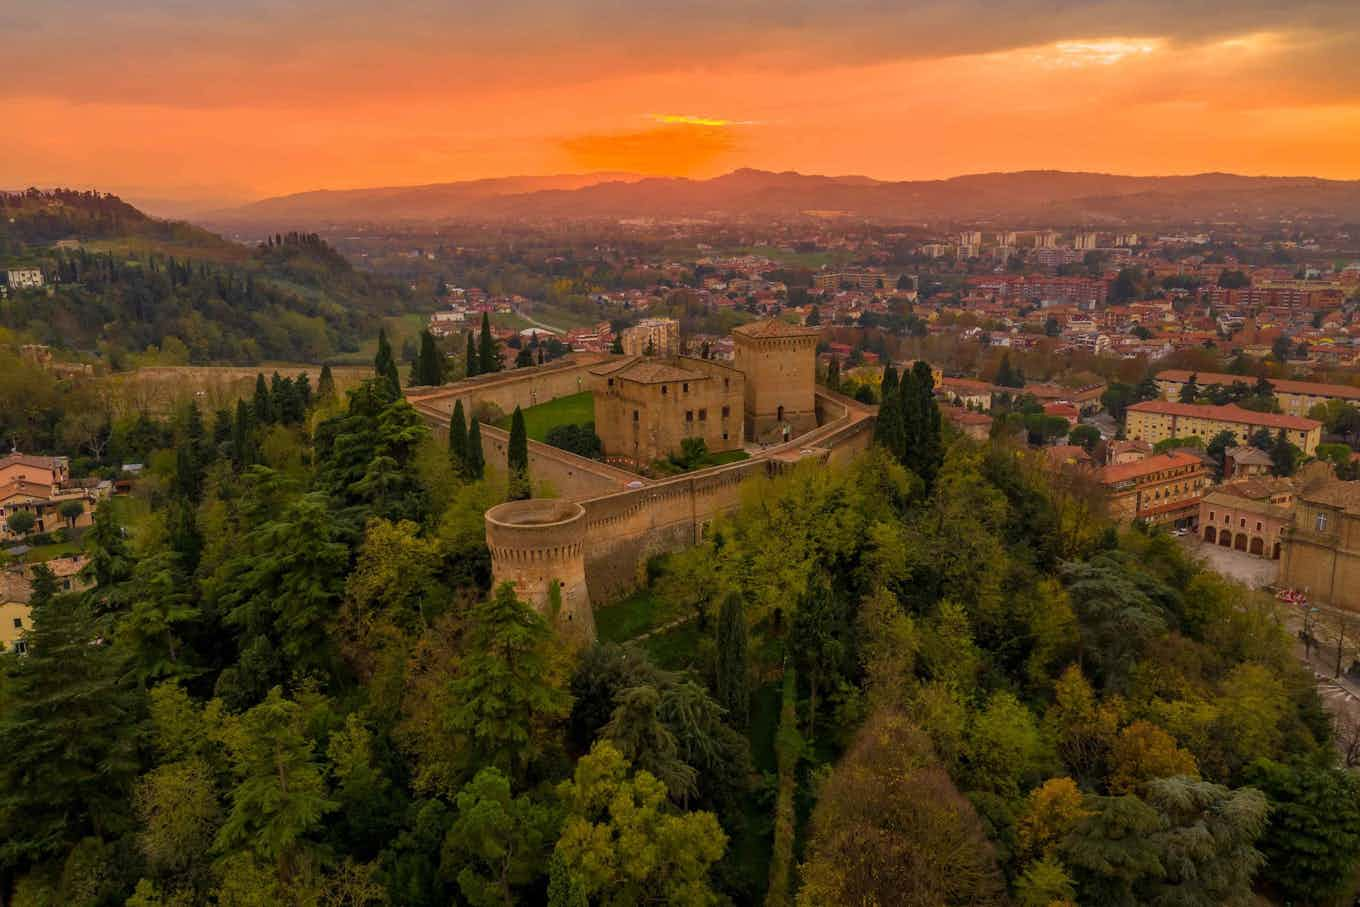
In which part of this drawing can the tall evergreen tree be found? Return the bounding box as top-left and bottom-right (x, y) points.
(874, 378), (907, 460)
(414, 330), (443, 387)
(881, 365), (899, 401)
(0, 598), (141, 869)
(611, 334), (624, 354)
(478, 313), (499, 374)
(316, 364), (336, 402)
(466, 332), (481, 378)
(375, 328), (401, 398)
(507, 406), (530, 500)
(715, 592), (750, 727)
(231, 399), (256, 469)
(449, 400), (469, 477)
(253, 373), (273, 425)
(825, 357), (841, 393)
(466, 419), (485, 481)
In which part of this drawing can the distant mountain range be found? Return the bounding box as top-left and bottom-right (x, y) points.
(203, 168), (1360, 228)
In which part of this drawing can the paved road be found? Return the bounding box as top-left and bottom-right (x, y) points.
(514, 307), (568, 336)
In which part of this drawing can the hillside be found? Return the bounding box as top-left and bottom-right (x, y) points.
(207, 168), (1360, 227)
(0, 191), (415, 364)
(208, 171), (645, 225)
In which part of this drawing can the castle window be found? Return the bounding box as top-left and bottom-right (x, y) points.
(661, 385), (668, 395)
(722, 405), (730, 418)
(686, 410), (694, 422)
(683, 382), (689, 393)
(608, 378), (614, 387)
(633, 410), (639, 422)
(699, 409), (707, 421)
(1317, 512), (1329, 531)
(724, 378), (730, 389)
(722, 432), (729, 440)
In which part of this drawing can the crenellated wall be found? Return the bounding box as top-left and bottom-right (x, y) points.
(410, 361), (877, 638)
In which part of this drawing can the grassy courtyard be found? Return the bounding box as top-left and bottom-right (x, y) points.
(497, 391), (595, 441)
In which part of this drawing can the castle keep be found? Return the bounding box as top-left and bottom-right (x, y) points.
(406, 319), (876, 643)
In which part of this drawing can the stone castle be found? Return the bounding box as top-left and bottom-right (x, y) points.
(406, 319), (875, 642)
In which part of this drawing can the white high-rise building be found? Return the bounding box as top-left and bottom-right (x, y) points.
(1074, 232), (1099, 251)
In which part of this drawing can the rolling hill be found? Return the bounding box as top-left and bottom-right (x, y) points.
(206, 169), (1360, 228)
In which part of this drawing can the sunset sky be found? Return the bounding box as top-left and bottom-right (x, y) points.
(5, 0), (1360, 208)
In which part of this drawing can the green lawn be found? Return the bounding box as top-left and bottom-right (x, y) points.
(21, 539), (82, 563)
(498, 391), (595, 441)
(641, 620), (706, 672)
(594, 589), (689, 644)
(708, 449), (750, 467)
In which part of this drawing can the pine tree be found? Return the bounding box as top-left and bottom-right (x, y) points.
(316, 364), (336, 402)
(375, 328), (401, 398)
(466, 419), (485, 481)
(479, 313), (499, 374)
(716, 592), (750, 726)
(466, 332), (480, 378)
(508, 407), (530, 500)
(449, 400), (469, 477)
(0, 598), (141, 866)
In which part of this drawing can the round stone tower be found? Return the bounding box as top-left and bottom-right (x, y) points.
(485, 499), (594, 643)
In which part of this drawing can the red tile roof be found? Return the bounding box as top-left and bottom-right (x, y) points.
(1156, 370), (1360, 401)
(1098, 451), (1205, 484)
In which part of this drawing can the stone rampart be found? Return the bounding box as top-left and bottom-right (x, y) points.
(486, 499), (594, 643)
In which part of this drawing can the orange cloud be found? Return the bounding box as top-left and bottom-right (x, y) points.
(560, 122), (742, 176)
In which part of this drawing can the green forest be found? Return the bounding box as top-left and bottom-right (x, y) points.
(0, 354), (1357, 907)
(0, 191), (416, 364)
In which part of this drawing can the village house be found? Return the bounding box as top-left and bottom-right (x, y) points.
(1095, 451), (1208, 528)
(1125, 400), (1322, 456)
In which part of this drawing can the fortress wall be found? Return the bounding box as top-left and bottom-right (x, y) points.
(486, 500), (595, 644)
(407, 354), (610, 422)
(579, 457), (771, 601)
(477, 424), (641, 499)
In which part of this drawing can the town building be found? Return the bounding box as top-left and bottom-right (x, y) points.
(1125, 400), (1322, 455)
(732, 319), (821, 443)
(1074, 232), (1099, 251)
(1280, 480), (1360, 611)
(620, 318), (680, 357)
(0, 453), (106, 542)
(590, 356), (745, 467)
(0, 555), (91, 655)
(1095, 451), (1208, 527)
(5, 269), (43, 290)
(1155, 369), (1360, 418)
(1200, 478), (1294, 559)
(1223, 446), (1273, 479)
(942, 406), (991, 440)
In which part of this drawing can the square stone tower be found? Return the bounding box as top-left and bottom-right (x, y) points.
(732, 319), (821, 443)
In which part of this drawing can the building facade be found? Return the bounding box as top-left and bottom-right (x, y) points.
(620, 318), (680, 358)
(1125, 400), (1321, 455)
(1200, 479), (1294, 559)
(732, 319), (821, 443)
(5, 269), (43, 290)
(591, 356), (744, 467)
(1096, 451), (1208, 527)
(1280, 481), (1360, 611)
(1155, 370), (1360, 418)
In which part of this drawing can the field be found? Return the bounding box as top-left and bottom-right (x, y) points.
(496, 391), (595, 440)
(330, 313), (430, 366)
(104, 363), (371, 417)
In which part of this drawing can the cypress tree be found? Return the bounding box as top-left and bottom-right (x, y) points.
(375, 328), (401, 397)
(316, 364), (336, 402)
(507, 406), (530, 500)
(466, 332), (480, 378)
(874, 377), (907, 460)
(295, 371), (313, 411)
(415, 329), (443, 386)
(716, 592), (750, 726)
(449, 400), (469, 476)
(466, 418), (485, 480)
(881, 365), (899, 401)
(479, 313), (499, 374)
(232, 399), (255, 469)
(252, 373), (273, 425)
(611, 334), (624, 354)
(826, 357), (841, 393)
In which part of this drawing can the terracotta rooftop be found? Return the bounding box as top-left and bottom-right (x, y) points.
(1300, 480), (1360, 513)
(1126, 399), (1321, 432)
(0, 453), (64, 471)
(1097, 451), (1205, 484)
(611, 360), (708, 385)
(731, 319), (821, 340)
(1156, 369), (1360, 401)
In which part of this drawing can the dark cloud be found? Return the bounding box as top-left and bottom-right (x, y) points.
(4, 0), (1358, 107)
